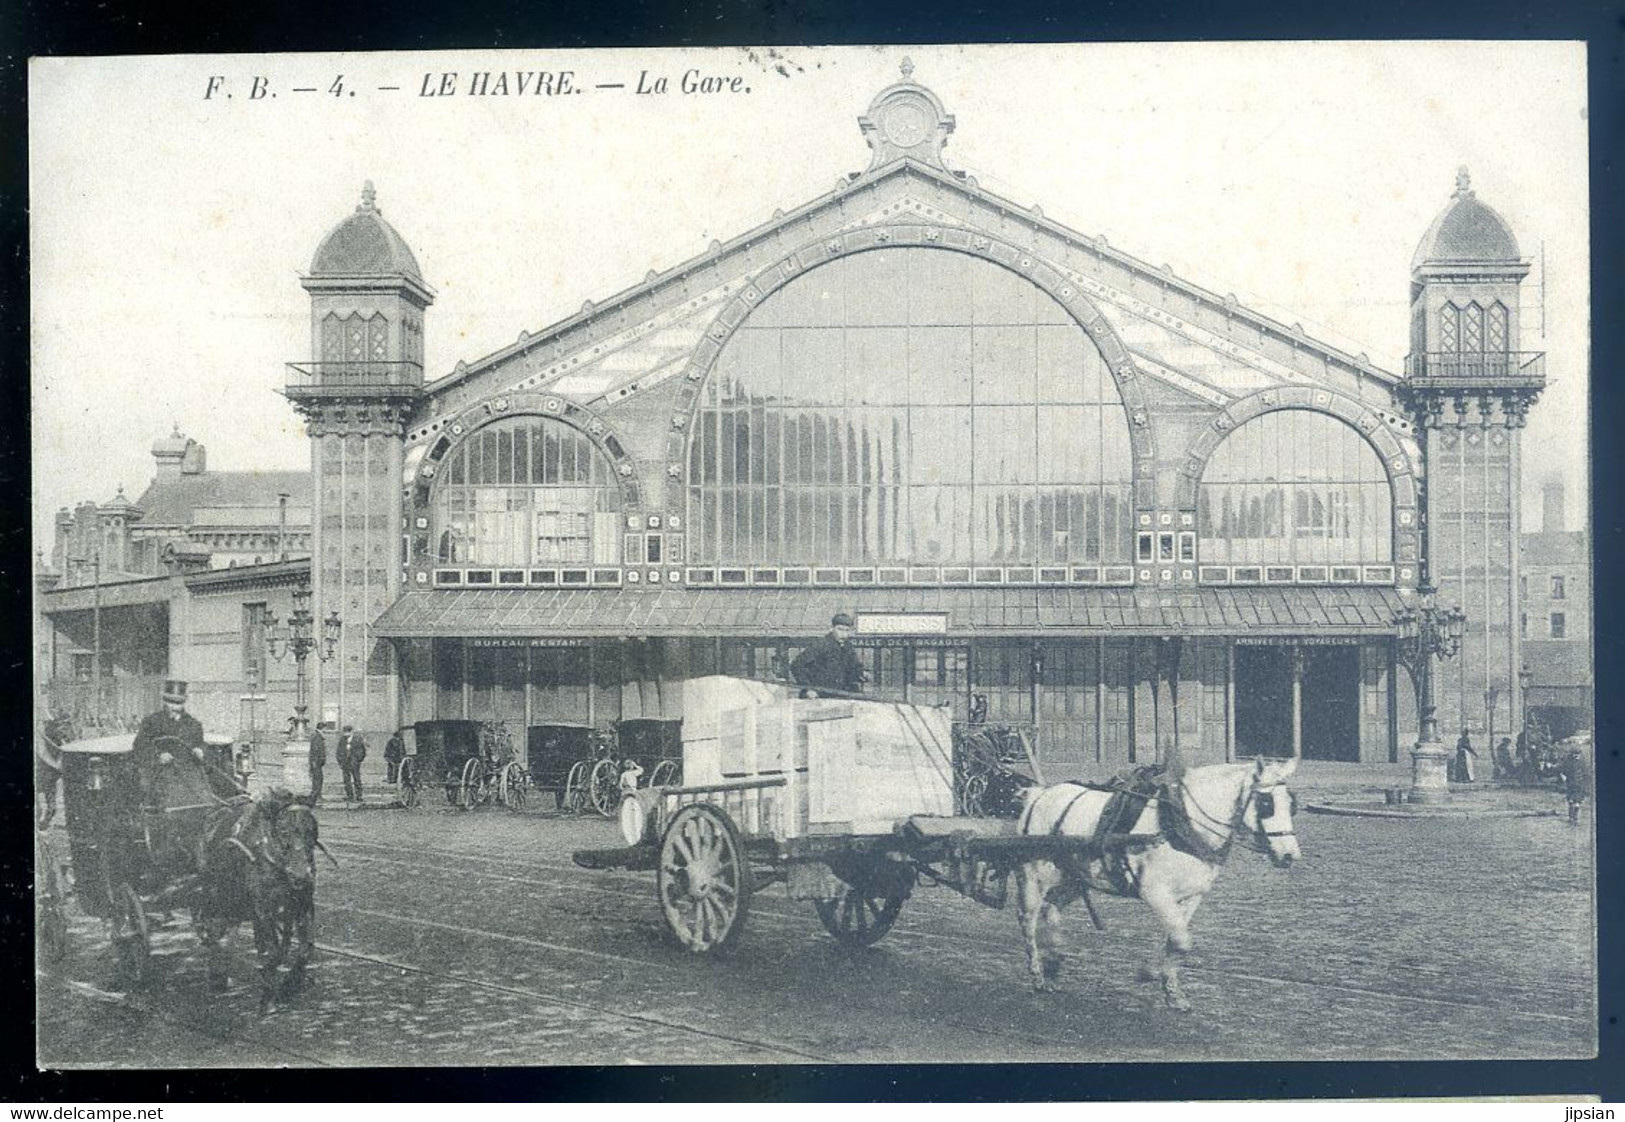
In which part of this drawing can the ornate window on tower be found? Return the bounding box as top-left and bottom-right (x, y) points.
(1197, 409), (1393, 569)
(1463, 302), (1484, 353)
(686, 247), (1136, 566)
(321, 312), (391, 381)
(431, 416), (623, 567)
(1439, 303), (1460, 354)
(1487, 301), (1509, 353)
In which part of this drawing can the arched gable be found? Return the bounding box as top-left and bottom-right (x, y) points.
(660, 224), (1158, 510)
(1175, 387), (1421, 586)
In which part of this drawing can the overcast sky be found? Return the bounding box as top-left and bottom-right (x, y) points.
(29, 42), (1589, 555)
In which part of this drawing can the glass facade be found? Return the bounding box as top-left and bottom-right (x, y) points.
(687, 248), (1135, 566)
(432, 417), (623, 567)
(1197, 409), (1392, 567)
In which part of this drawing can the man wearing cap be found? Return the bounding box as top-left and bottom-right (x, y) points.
(336, 723), (368, 806)
(791, 613), (867, 697)
(132, 680), (206, 800)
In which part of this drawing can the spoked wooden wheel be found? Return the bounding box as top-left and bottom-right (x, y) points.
(459, 758), (486, 811)
(500, 762), (529, 810)
(399, 758), (421, 808)
(562, 761), (590, 814)
(588, 758), (619, 818)
(657, 804), (751, 953)
(649, 759), (680, 788)
(814, 875), (909, 948)
(112, 882), (150, 988)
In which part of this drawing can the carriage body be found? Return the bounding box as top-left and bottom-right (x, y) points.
(53, 730), (246, 984)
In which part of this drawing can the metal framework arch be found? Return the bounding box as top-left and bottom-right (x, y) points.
(660, 224), (1159, 508)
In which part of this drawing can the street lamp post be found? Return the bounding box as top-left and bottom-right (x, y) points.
(267, 582), (341, 744)
(1395, 581), (1467, 802)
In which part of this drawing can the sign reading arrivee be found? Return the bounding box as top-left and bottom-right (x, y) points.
(854, 613), (950, 636)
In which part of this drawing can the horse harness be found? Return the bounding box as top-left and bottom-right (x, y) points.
(1044, 767), (1294, 898)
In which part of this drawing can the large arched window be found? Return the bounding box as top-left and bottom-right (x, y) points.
(1198, 410), (1392, 567)
(432, 417), (622, 566)
(686, 248), (1135, 566)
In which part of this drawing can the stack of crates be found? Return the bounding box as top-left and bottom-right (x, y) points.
(679, 677), (954, 839)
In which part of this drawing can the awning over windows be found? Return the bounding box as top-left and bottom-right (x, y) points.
(371, 585), (1410, 640)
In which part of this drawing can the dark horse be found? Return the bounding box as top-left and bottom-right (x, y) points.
(189, 791), (321, 1013)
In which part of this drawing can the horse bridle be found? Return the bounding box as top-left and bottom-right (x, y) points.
(1180, 771), (1298, 857)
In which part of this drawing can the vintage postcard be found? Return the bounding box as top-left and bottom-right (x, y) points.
(30, 42), (1593, 1068)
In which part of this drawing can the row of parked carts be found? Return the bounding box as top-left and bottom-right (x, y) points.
(398, 718), (684, 816)
(396, 708), (1038, 819)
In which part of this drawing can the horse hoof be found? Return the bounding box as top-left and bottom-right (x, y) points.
(1163, 992), (1192, 1013)
(1136, 965), (1157, 983)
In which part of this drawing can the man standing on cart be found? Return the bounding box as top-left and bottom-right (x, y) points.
(132, 680), (207, 799)
(791, 612), (867, 697)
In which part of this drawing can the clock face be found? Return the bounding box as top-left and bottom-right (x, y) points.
(884, 104), (929, 148)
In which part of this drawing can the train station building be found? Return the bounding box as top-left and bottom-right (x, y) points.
(275, 66), (1548, 779)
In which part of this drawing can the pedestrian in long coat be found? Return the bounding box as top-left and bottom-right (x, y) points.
(336, 724), (367, 805)
(307, 725), (327, 805)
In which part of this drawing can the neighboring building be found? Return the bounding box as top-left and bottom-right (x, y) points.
(1520, 480), (1591, 739)
(38, 433), (313, 734)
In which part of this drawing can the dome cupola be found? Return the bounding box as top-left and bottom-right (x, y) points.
(309, 181), (423, 279)
(1411, 167), (1521, 269)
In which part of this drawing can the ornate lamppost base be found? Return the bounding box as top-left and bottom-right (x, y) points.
(1408, 741), (1453, 803)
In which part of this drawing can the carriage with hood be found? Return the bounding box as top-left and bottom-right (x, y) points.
(46, 729), (324, 1009)
(574, 676), (1302, 1008)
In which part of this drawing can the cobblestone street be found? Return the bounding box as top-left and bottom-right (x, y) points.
(36, 781), (1596, 1068)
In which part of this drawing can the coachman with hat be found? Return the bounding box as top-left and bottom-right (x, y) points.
(132, 680), (206, 799)
(790, 613), (867, 697)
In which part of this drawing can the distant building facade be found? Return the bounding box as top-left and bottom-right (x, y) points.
(38, 434), (314, 738)
(1520, 480), (1591, 739)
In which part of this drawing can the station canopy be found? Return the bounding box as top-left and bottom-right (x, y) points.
(371, 586), (1409, 641)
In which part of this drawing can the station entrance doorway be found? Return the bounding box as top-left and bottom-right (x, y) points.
(1233, 642), (1362, 762)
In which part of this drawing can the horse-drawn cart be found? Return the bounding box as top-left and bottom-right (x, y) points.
(47, 731), (324, 1005)
(574, 676), (1041, 951)
(575, 675), (1303, 1005)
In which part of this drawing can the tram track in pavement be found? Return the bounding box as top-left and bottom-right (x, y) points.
(321, 834), (1591, 1031)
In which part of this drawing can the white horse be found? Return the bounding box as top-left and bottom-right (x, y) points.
(1013, 750), (1302, 1011)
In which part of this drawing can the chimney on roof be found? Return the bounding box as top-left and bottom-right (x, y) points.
(181, 441), (207, 475)
(1542, 479), (1566, 534)
(153, 427), (193, 480)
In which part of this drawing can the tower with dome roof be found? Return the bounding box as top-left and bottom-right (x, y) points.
(285, 181), (435, 737)
(1400, 168), (1545, 779)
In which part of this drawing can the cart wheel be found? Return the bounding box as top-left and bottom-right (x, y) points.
(960, 772), (989, 818)
(815, 876), (909, 948)
(588, 758), (619, 818)
(112, 882), (150, 988)
(501, 763), (529, 811)
(399, 758), (420, 809)
(459, 758), (486, 811)
(657, 804), (751, 953)
(562, 761), (590, 814)
(649, 760), (679, 788)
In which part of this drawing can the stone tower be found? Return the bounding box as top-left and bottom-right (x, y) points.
(286, 182), (433, 735)
(1400, 168), (1543, 743)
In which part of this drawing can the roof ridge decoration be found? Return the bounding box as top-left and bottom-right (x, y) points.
(858, 58), (955, 173)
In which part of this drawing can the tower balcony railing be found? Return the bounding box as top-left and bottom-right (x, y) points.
(285, 360), (424, 394)
(1403, 351), (1545, 382)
